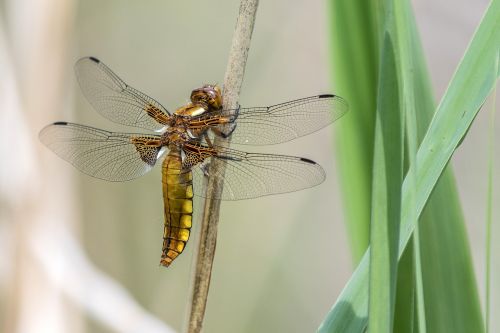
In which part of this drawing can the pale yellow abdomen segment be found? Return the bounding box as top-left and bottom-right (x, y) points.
(161, 148), (193, 267)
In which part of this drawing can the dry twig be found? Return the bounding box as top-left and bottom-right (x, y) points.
(186, 1), (259, 332)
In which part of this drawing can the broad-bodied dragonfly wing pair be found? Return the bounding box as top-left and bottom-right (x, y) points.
(40, 57), (348, 201)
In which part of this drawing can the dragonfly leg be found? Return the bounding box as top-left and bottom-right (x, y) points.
(211, 122), (237, 138)
(233, 104), (241, 118)
(200, 160), (210, 177)
(210, 104), (239, 139)
(203, 132), (214, 148)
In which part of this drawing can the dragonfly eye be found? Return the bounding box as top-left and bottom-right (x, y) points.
(191, 85), (222, 109)
(190, 90), (207, 104)
(205, 87), (222, 109)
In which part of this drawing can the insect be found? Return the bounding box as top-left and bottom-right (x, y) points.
(39, 57), (348, 267)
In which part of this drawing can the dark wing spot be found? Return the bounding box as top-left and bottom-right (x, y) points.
(53, 121), (68, 125)
(300, 157), (316, 164)
(137, 146), (160, 166)
(130, 137), (162, 166)
(318, 94), (335, 98)
(89, 56), (100, 63)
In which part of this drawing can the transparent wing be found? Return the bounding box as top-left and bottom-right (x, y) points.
(75, 57), (171, 131)
(39, 122), (164, 181)
(212, 94), (348, 145)
(184, 143), (325, 200)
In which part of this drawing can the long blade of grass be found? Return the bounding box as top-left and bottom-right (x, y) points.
(485, 51), (498, 333)
(392, 0), (421, 331)
(368, 29), (403, 332)
(412, 226), (426, 333)
(329, 0), (379, 263)
(371, 0), (421, 330)
(393, 246), (415, 333)
(399, 1), (499, 247)
(405, 5), (482, 331)
(319, 2), (500, 331)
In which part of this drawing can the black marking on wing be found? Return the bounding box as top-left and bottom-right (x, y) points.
(211, 94), (348, 145)
(39, 122), (163, 181)
(74, 57), (171, 131)
(299, 157), (316, 164)
(188, 143), (326, 200)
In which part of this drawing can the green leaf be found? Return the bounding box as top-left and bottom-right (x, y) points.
(368, 30), (402, 332)
(485, 51), (498, 333)
(329, 0), (379, 262)
(393, 244), (416, 333)
(391, 0), (423, 329)
(321, 1), (500, 331)
(397, 4), (483, 330)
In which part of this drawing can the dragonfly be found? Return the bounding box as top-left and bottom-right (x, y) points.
(39, 57), (348, 267)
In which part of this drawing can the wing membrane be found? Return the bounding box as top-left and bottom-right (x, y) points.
(39, 122), (163, 181)
(75, 57), (170, 131)
(185, 143), (325, 200)
(212, 94), (348, 145)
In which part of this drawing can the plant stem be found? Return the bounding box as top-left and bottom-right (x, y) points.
(186, 1), (259, 332)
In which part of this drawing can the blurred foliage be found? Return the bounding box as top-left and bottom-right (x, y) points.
(321, 0), (498, 331)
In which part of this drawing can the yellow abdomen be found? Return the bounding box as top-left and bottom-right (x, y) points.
(160, 147), (193, 267)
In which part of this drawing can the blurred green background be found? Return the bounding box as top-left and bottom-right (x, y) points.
(0, 0), (498, 332)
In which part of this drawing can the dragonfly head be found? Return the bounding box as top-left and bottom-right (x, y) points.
(190, 84), (222, 110)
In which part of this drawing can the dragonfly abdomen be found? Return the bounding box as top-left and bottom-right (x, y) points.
(160, 147), (193, 267)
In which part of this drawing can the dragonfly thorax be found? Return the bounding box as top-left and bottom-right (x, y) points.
(174, 104), (208, 117)
(163, 125), (190, 146)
